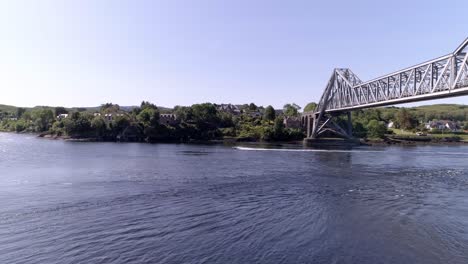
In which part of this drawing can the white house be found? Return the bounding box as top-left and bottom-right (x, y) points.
(425, 120), (460, 132)
(57, 114), (69, 120)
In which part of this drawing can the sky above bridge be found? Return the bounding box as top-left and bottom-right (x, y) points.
(0, 0), (467, 108)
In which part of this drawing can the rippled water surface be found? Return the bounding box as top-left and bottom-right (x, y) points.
(1, 133), (468, 264)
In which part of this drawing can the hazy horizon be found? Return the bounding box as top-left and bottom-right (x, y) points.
(1, 0), (467, 109)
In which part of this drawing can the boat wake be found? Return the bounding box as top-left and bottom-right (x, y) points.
(233, 146), (382, 153)
(233, 146), (468, 155)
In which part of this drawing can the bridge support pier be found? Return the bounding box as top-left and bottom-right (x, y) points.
(302, 110), (354, 140)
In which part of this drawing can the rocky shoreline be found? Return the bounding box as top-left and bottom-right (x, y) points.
(34, 132), (468, 147)
(364, 137), (468, 146)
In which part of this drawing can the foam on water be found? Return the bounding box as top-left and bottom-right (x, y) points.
(233, 146), (468, 155)
(233, 146), (382, 153)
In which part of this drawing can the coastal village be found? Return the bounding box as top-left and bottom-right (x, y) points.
(52, 104), (305, 130)
(0, 102), (468, 143)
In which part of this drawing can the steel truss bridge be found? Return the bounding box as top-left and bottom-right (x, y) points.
(302, 38), (468, 139)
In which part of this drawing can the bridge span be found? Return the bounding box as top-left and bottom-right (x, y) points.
(303, 38), (468, 139)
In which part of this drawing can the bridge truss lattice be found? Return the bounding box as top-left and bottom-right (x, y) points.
(304, 38), (468, 139)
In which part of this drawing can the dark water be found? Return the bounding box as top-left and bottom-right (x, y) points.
(1, 133), (468, 264)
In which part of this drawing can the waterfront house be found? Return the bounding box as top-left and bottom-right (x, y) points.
(425, 120), (460, 132)
(159, 114), (179, 126)
(248, 111), (262, 118)
(216, 104), (241, 115)
(104, 113), (113, 121)
(283, 116), (302, 129)
(104, 113), (124, 121)
(56, 114), (69, 120)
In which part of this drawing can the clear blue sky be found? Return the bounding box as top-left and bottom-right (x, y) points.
(0, 0), (467, 109)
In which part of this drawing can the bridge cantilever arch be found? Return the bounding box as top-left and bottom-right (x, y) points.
(303, 38), (468, 139)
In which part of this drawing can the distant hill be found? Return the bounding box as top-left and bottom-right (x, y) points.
(406, 104), (467, 111)
(1, 103), (467, 114)
(0, 104), (19, 113)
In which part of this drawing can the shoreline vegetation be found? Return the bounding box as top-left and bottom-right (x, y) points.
(1, 102), (468, 146)
(1, 102), (306, 144)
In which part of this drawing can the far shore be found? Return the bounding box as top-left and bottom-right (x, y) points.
(31, 132), (468, 147)
(2, 131), (466, 147)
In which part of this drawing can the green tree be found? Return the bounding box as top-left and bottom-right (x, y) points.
(137, 108), (160, 127)
(248, 103), (258, 111)
(140, 101), (158, 110)
(111, 115), (131, 135)
(218, 112), (234, 128)
(303, 102), (317, 112)
(22, 111), (32, 121)
(263, 105), (276, 121)
(174, 106), (193, 122)
(32, 109), (55, 132)
(352, 121), (368, 138)
(15, 120), (28, 132)
(91, 116), (107, 137)
(16, 107), (26, 118)
(273, 117), (286, 140)
(191, 103), (219, 125)
(463, 122), (468, 130)
(63, 112), (92, 136)
(283, 103), (301, 117)
(54, 107), (68, 117)
(100, 103), (120, 113)
(366, 120), (387, 139)
(395, 108), (417, 130)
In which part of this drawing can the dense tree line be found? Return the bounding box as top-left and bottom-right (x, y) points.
(1, 102), (467, 141)
(0, 102), (305, 142)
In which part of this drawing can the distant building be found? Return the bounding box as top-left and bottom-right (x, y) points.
(283, 116), (302, 129)
(104, 113), (124, 121)
(216, 104), (241, 115)
(57, 114), (69, 120)
(248, 111), (262, 118)
(93, 113), (101, 117)
(104, 114), (113, 121)
(425, 120), (460, 132)
(159, 114), (179, 126)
